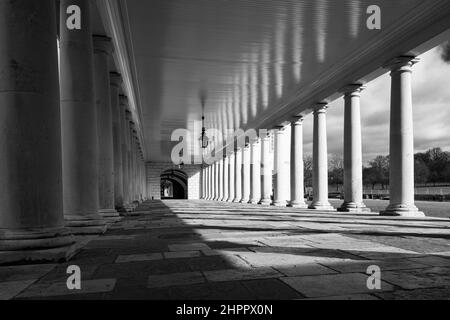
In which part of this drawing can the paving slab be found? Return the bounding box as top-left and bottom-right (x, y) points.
(281, 273), (395, 298)
(17, 279), (116, 298)
(147, 271), (205, 288)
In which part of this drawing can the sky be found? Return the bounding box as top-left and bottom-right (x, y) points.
(301, 44), (450, 163)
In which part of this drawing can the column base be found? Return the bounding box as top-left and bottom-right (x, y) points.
(240, 198), (250, 204)
(259, 199), (272, 206)
(233, 198), (242, 203)
(249, 199), (260, 204)
(272, 200), (287, 207)
(338, 202), (371, 213)
(99, 208), (121, 218)
(380, 204), (425, 217)
(65, 215), (107, 235)
(308, 201), (336, 211)
(226, 198), (234, 202)
(0, 227), (79, 265)
(288, 201), (308, 209)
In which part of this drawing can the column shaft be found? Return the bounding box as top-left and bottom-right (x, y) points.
(250, 139), (261, 204)
(309, 105), (335, 210)
(339, 85), (370, 212)
(273, 127), (290, 206)
(227, 153), (236, 202)
(233, 149), (243, 202)
(241, 145), (251, 203)
(60, 0), (106, 232)
(93, 36), (118, 218)
(0, 0), (74, 253)
(223, 156), (229, 201)
(289, 119), (308, 208)
(110, 73), (124, 211)
(260, 134), (273, 205)
(382, 57), (424, 217)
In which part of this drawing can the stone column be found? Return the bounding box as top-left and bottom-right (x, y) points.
(227, 153), (236, 202)
(60, 0), (106, 233)
(260, 132), (273, 205)
(309, 104), (335, 211)
(201, 166), (205, 199)
(93, 36), (119, 219)
(208, 164), (213, 200)
(289, 118), (308, 208)
(0, 0), (75, 259)
(217, 159), (223, 201)
(212, 161), (217, 201)
(381, 57), (424, 217)
(273, 126), (290, 206)
(222, 156), (229, 201)
(249, 138), (262, 204)
(339, 85), (370, 213)
(119, 96), (132, 211)
(241, 144), (251, 203)
(233, 148), (243, 202)
(110, 73), (124, 211)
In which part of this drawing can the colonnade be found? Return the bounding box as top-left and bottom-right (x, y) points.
(201, 56), (424, 217)
(0, 1), (147, 258)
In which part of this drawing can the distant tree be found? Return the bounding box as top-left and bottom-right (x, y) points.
(414, 157), (430, 184)
(426, 148), (449, 183)
(368, 155), (390, 189)
(363, 167), (378, 189)
(304, 155), (313, 188)
(328, 154), (344, 191)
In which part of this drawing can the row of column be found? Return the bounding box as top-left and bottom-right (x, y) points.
(201, 56), (424, 217)
(0, 0), (147, 255)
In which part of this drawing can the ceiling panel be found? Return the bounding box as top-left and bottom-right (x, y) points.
(123, 0), (436, 161)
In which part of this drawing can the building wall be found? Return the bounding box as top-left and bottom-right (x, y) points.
(145, 162), (202, 200)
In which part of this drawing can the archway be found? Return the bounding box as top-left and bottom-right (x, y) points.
(160, 169), (188, 200)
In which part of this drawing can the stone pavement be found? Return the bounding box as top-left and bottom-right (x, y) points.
(1, 200), (450, 300)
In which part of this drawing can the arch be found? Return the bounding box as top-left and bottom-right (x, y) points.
(160, 169), (188, 199)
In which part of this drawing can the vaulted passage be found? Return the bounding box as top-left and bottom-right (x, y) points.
(161, 170), (188, 200)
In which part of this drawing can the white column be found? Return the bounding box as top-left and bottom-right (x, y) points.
(339, 85), (370, 213)
(250, 138), (262, 204)
(260, 132), (273, 205)
(217, 158), (223, 201)
(381, 57), (424, 217)
(227, 153), (236, 202)
(273, 126), (290, 206)
(212, 162), (217, 201)
(209, 163), (214, 200)
(201, 166), (206, 199)
(0, 0), (75, 256)
(233, 149), (243, 202)
(289, 118), (308, 208)
(222, 156), (229, 201)
(309, 104), (335, 211)
(241, 144), (251, 203)
(205, 165), (210, 200)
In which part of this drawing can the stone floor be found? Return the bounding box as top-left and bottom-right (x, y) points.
(1, 200), (450, 300)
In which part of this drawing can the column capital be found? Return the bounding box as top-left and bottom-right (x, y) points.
(384, 56), (420, 73)
(291, 116), (305, 126)
(110, 72), (123, 88)
(340, 84), (366, 96)
(93, 35), (114, 55)
(313, 103), (328, 114)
